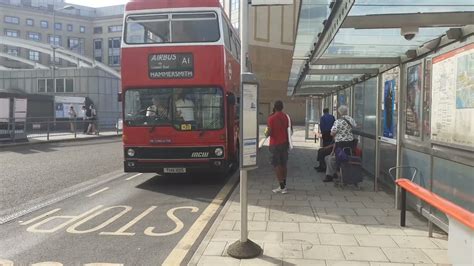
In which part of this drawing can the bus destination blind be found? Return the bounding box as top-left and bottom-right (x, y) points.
(148, 53), (194, 79)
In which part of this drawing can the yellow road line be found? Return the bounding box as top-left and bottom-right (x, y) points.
(125, 173), (142, 181)
(162, 174), (237, 266)
(86, 187), (109, 198)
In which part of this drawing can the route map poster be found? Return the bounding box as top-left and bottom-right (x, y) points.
(431, 43), (474, 149)
(405, 64), (422, 137)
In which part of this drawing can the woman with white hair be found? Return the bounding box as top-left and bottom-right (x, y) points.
(323, 105), (357, 182)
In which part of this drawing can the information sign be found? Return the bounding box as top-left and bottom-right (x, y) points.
(148, 53), (194, 79)
(431, 43), (474, 149)
(240, 73), (259, 169)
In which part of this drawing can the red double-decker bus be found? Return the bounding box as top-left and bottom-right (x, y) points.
(121, 0), (241, 174)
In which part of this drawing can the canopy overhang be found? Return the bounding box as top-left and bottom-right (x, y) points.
(288, 0), (474, 97)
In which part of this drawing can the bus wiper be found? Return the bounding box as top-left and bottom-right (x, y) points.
(149, 124), (157, 133)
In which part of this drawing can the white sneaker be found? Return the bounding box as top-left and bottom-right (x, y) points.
(272, 187), (283, 193)
(272, 187), (288, 194)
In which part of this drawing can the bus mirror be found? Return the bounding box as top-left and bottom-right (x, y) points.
(227, 94), (236, 106)
(118, 92), (122, 102)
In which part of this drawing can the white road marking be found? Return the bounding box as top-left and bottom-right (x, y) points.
(26, 206), (103, 233)
(0, 170), (126, 225)
(19, 209), (61, 226)
(0, 259), (14, 266)
(125, 173), (142, 181)
(100, 206), (157, 236)
(84, 264), (124, 266)
(144, 206), (199, 236)
(86, 187), (109, 197)
(66, 206), (132, 234)
(162, 173), (238, 266)
(31, 262), (63, 266)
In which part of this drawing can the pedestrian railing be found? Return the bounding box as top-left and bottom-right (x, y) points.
(0, 116), (122, 143)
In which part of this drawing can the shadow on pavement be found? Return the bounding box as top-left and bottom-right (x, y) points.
(135, 170), (238, 204)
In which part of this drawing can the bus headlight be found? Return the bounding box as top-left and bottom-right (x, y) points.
(215, 148), (224, 157)
(127, 148), (135, 157)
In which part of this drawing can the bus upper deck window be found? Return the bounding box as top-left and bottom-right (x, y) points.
(125, 12), (219, 44)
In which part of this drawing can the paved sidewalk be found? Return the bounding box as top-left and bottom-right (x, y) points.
(0, 130), (121, 147)
(190, 129), (449, 266)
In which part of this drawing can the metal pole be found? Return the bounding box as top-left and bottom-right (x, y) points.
(47, 119), (50, 141)
(374, 75), (382, 192)
(52, 9), (57, 94)
(400, 188), (407, 227)
(240, 169), (248, 242)
(239, 0), (249, 244)
(395, 67), (404, 209)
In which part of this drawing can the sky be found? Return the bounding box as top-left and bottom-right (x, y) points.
(65, 0), (129, 8)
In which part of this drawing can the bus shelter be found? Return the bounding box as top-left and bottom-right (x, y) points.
(288, 0), (474, 236)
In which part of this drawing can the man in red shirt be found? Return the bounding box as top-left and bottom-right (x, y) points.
(266, 100), (290, 194)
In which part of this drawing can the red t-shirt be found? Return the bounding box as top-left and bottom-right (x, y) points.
(267, 111), (289, 146)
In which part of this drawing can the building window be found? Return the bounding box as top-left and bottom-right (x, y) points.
(27, 32), (41, 41)
(108, 25), (122, 33)
(5, 29), (19, 38)
(28, 50), (40, 61)
(108, 37), (121, 66)
(67, 24), (73, 32)
(4, 16), (20, 24)
(66, 79), (74, 92)
(93, 39), (103, 62)
(40, 20), (49, 28)
(68, 37), (85, 55)
(231, 0), (239, 11)
(93, 27), (102, 34)
(48, 35), (62, 46)
(26, 18), (34, 26)
(46, 79), (54, 92)
(5, 46), (20, 57)
(38, 78), (74, 93)
(54, 23), (62, 31)
(80, 26), (85, 33)
(38, 79), (46, 93)
(56, 79), (65, 92)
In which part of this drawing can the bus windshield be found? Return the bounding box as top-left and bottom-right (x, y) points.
(124, 87), (224, 131)
(125, 12), (220, 44)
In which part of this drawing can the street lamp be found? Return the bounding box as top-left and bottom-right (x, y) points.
(51, 5), (75, 93)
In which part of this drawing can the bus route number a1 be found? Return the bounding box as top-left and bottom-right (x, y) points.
(148, 53), (194, 79)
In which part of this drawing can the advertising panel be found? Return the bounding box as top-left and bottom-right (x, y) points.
(383, 80), (396, 139)
(405, 63), (422, 138)
(55, 96), (86, 119)
(14, 98), (27, 122)
(0, 98), (9, 122)
(431, 43), (474, 149)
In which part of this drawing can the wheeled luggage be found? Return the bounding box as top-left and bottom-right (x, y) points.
(336, 155), (363, 188)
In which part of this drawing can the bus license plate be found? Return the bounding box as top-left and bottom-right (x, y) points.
(164, 168), (186, 174)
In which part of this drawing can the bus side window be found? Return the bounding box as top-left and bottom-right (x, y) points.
(236, 96), (240, 120)
(222, 20), (232, 52)
(230, 31), (239, 60)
